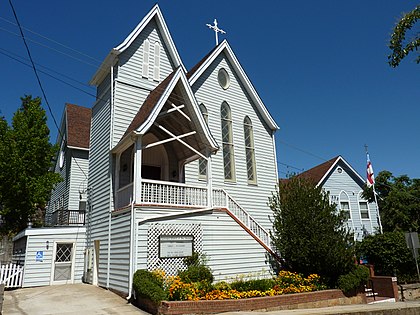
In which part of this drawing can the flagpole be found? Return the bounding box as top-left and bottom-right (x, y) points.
(372, 182), (383, 234)
(365, 145), (383, 234)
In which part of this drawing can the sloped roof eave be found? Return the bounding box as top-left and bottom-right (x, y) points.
(188, 40), (279, 131)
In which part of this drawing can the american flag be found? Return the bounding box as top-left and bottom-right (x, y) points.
(366, 153), (375, 187)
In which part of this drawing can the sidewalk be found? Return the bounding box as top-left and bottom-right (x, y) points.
(3, 283), (147, 315)
(219, 301), (420, 315)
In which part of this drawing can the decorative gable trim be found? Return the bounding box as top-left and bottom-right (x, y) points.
(188, 40), (279, 131)
(90, 4), (185, 86)
(292, 156), (366, 189)
(114, 68), (218, 153)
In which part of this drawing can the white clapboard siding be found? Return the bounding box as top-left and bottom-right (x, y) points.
(89, 94), (112, 288)
(186, 53), (278, 231)
(323, 162), (379, 240)
(136, 210), (271, 284)
(109, 213), (131, 294)
(68, 150), (89, 211)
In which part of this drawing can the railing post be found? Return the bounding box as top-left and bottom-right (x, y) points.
(207, 155), (213, 207)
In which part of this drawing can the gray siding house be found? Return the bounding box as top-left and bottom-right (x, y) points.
(296, 156), (381, 241)
(12, 103), (90, 287)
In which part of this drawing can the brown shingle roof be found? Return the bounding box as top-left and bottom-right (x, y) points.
(186, 44), (219, 79)
(296, 156), (340, 185)
(123, 70), (176, 138)
(66, 103), (91, 149)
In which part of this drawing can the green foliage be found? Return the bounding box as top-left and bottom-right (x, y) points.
(133, 269), (167, 304)
(179, 252), (213, 284)
(389, 5), (420, 67)
(356, 231), (416, 282)
(178, 264), (214, 284)
(0, 96), (61, 233)
(230, 278), (275, 292)
(363, 171), (420, 233)
(270, 177), (355, 287)
(338, 265), (370, 294)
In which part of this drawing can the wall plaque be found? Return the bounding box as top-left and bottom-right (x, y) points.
(159, 235), (193, 258)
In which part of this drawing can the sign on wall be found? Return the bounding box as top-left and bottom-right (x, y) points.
(159, 235), (193, 258)
(36, 251), (43, 262)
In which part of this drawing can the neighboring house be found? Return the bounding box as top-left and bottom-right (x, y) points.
(12, 103), (90, 287)
(295, 156), (381, 241)
(13, 5), (279, 294)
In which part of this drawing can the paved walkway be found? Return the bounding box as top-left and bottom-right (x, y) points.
(219, 301), (420, 315)
(4, 284), (420, 315)
(3, 283), (148, 315)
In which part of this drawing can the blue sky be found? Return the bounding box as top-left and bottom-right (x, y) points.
(1, 1), (419, 179)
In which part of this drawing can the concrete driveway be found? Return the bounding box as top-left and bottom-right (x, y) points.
(3, 284), (148, 315)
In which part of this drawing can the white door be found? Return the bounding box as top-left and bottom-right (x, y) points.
(51, 242), (75, 284)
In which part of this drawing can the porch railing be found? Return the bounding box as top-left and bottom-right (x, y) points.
(50, 209), (85, 226)
(118, 179), (271, 251)
(116, 183), (133, 209)
(140, 179), (208, 207)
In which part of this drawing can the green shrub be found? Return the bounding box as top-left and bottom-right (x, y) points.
(213, 281), (231, 291)
(133, 269), (167, 304)
(178, 264), (214, 283)
(230, 278), (275, 292)
(338, 265), (370, 294)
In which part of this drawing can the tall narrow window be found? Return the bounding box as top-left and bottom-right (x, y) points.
(119, 145), (134, 188)
(339, 191), (351, 220)
(198, 104), (208, 180)
(142, 39), (150, 78)
(243, 116), (256, 183)
(358, 192), (370, 219)
(153, 41), (160, 81)
(221, 102), (235, 181)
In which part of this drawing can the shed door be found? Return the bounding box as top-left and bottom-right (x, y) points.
(52, 242), (74, 284)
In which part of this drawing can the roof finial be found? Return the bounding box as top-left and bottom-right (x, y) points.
(206, 19), (226, 45)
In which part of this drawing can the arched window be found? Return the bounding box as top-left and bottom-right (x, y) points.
(142, 39), (150, 78)
(339, 191), (351, 220)
(221, 102), (235, 181)
(153, 41), (160, 81)
(243, 116), (256, 183)
(358, 192), (370, 219)
(198, 104), (208, 180)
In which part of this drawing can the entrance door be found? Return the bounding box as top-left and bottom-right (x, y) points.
(51, 242), (74, 284)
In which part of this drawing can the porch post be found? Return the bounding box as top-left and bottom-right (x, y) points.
(133, 136), (143, 204)
(207, 152), (213, 208)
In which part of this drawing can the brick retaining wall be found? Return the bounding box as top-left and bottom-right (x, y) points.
(135, 289), (366, 315)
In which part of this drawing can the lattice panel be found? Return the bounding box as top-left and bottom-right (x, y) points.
(147, 223), (203, 275)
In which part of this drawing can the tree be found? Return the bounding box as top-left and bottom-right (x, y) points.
(0, 96), (61, 234)
(363, 171), (420, 232)
(270, 176), (355, 287)
(389, 5), (420, 67)
(356, 231), (416, 282)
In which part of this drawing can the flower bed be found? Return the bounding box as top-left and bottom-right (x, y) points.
(135, 289), (366, 315)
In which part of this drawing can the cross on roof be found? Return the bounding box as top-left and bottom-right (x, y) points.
(206, 19), (226, 46)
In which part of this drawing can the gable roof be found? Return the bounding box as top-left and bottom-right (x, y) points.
(90, 4), (185, 86)
(65, 103), (91, 149)
(188, 40), (279, 131)
(115, 67), (218, 152)
(295, 156), (365, 187)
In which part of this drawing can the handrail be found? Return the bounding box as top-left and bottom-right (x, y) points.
(213, 188), (272, 250)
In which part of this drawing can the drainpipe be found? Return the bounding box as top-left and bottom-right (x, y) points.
(126, 199), (135, 300)
(107, 63), (115, 289)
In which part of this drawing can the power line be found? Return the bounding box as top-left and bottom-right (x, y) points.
(0, 16), (103, 64)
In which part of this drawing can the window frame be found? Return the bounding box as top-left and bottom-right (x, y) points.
(198, 104), (208, 181)
(221, 102), (235, 182)
(339, 191), (351, 221)
(243, 116), (257, 184)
